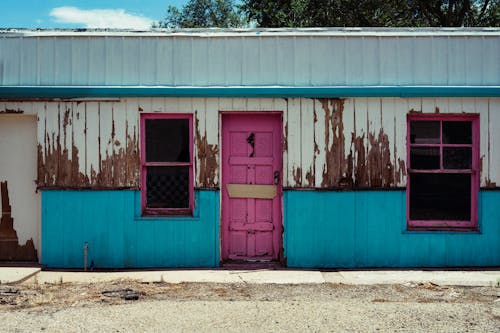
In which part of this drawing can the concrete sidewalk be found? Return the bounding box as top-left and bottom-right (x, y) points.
(0, 268), (498, 287)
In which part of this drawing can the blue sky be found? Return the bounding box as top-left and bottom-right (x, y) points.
(1, 1), (189, 29)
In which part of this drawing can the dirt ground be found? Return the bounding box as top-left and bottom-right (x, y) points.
(0, 281), (499, 332)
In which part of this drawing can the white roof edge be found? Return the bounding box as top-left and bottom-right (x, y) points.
(1, 27), (499, 37)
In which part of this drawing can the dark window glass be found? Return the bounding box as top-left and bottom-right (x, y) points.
(146, 166), (189, 208)
(410, 147), (440, 169)
(410, 173), (471, 221)
(410, 121), (440, 144)
(145, 119), (189, 162)
(443, 121), (472, 144)
(443, 148), (472, 169)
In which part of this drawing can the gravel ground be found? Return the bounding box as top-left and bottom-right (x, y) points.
(0, 281), (499, 332)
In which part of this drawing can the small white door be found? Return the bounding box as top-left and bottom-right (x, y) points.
(0, 115), (39, 261)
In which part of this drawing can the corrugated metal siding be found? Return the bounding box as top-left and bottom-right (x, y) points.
(1, 35), (499, 87)
(284, 190), (500, 268)
(23, 97), (498, 189)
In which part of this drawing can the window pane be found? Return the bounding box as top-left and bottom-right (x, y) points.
(443, 148), (472, 169)
(443, 121), (472, 144)
(146, 166), (189, 208)
(410, 173), (471, 221)
(145, 119), (190, 162)
(410, 121), (440, 144)
(410, 147), (440, 169)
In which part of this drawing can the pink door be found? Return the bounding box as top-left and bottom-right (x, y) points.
(222, 113), (282, 261)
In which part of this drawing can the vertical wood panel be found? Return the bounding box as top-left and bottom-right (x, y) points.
(125, 99), (140, 187)
(301, 99), (315, 187)
(86, 102), (100, 185)
(312, 99), (325, 188)
(476, 98), (490, 186)
(287, 99), (302, 187)
(342, 98), (356, 186)
(192, 98), (207, 188)
(352, 98), (368, 187)
(488, 98), (500, 186)
(112, 101), (128, 187)
(205, 98), (219, 187)
(72, 101), (87, 179)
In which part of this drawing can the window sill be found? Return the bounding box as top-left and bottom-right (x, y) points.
(134, 215), (200, 222)
(403, 228), (481, 235)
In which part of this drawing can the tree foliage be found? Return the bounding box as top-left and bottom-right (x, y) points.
(241, 0), (499, 27)
(157, 0), (499, 28)
(155, 0), (245, 28)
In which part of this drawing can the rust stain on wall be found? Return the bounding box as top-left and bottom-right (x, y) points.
(367, 129), (393, 187)
(38, 103), (140, 189)
(314, 98), (406, 189)
(320, 99), (347, 187)
(195, 111), (219, 188)
(0, 181), (37, 261)
(305, 167), (314, 187)
(0, 108), (24, 114)
(293, 167), (302, 186)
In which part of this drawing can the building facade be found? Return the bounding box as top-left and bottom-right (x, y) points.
(0, 28), (499, 268)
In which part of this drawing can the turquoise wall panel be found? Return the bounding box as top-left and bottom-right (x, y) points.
(284, 190), (500, 268)
(42, 190), (219, 268)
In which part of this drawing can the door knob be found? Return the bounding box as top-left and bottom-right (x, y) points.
(274, 171), (280, 184)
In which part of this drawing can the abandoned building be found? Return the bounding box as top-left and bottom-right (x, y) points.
(0, 28), (499, 268)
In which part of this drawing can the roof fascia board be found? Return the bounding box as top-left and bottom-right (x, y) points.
(0, 86), (499, 99)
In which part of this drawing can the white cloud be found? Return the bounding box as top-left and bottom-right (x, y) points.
(50, 6), (153, 30)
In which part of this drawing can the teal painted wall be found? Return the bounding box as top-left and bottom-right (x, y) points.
(42, 189), (499, 268)
(41, 190), (220, 268)
(284, 190), (500, 268)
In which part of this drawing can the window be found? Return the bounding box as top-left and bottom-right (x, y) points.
(407, 114), (479, 230)
(140, 114), (193, 216)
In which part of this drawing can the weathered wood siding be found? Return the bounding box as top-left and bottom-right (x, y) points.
(3, 97), (497, 189)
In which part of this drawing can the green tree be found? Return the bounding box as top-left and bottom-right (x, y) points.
(240, 0), (499, 27)
(155, 0), (246, 28)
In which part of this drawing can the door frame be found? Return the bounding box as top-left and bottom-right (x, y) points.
(219, 111), (284, 263)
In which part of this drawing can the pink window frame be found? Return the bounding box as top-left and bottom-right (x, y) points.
(140, 113), (194, 216)
(406, 113), (479, 230)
